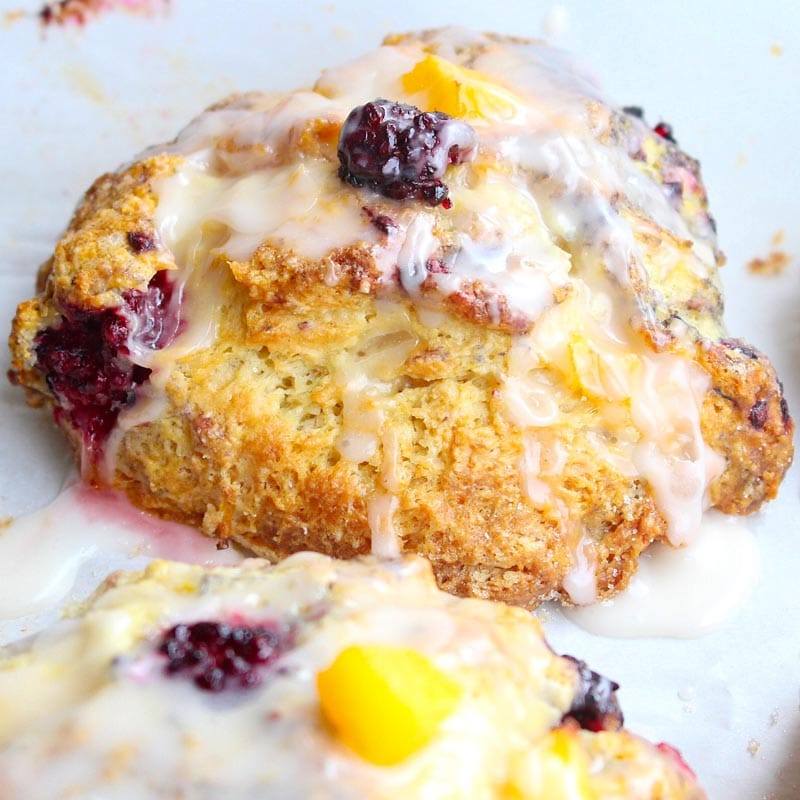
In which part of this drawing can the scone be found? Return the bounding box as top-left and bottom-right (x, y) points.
(8, 28), (792, 607)
(0, 554), (705, 799)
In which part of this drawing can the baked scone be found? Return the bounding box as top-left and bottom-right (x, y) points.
(0, 554), (705, 799)
(8, 28), (793, 607)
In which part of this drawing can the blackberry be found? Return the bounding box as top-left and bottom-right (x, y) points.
(562, 655), (623, 732)
(127, 230), (156, 254)
(653, 121), (676, 143)
(158, 620), (288, 692)
(34, 270), (177, 457)
(337, 99), (477, 207)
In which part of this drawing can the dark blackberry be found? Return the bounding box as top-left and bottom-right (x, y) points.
(337, 99), (477, 207)
(127, 230), (156, 254)
(361, 206), (398, 235)
(622, 105), (677, 144)
(561, 655), (623, 732)
(158, 620), (288, 692)
(748, 400), (768, 430)
(780, 396), (790, 425)
(654, 121), (676, 143)
(33, 270), (177, 457)
(622, 105), (644, 118)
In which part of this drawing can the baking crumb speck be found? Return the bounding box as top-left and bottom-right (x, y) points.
(747, 250), (791, 277)
(38, 0), (167, 28)
(3, 9), (26, 26)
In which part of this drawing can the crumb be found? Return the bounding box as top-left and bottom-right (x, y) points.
(0, 517), (13, 531)
(38, 0), (167, 28)
(677, 686), (695, 702)
(735, 152), (748, 167)
(63, 64), (110, 106)
(771, 229), (785, 247)
(334, 25), (351, 40)
(747, 250), (791, 276)
(747, 738), (760, 756)
(769, 43), (784, 57)
(3, 9), (26, 26)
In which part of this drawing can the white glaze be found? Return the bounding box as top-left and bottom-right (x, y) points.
(396, 212), (439, 295)
(517, 286), (725, 546)
(367, 492), (401, 558)
(0, 483), (241, 633)
(155, 160), (381, 264)
(562, 512), (761, 638)
(519, 435), (552, 507)
(562, 536), (598, 606)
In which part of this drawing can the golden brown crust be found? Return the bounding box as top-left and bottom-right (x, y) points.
(580, 731), (705, 800)
(6, 156), (183, 459)
(56, 157), (179, 307)
(98, 271), (687, 608)
(698, 338), (794, 513)
(8, 150), (794, 607)
(7, 33), (794, 609)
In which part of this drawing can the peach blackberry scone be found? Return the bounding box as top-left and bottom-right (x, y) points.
(0, 554), (705, 799)
(8, 28), (792, 607)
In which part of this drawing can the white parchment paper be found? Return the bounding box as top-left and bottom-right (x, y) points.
(1, 2), (798, 796)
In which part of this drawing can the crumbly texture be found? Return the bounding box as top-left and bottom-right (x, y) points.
(0, 555), (706, 799)
(8, 29), (794, 608)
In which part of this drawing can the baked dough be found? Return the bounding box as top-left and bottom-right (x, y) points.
(0, 554), (706, 799)
(9, 28), (792, 607)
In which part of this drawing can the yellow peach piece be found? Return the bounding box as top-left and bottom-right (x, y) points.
(402, 55), (522, 121)
(316, 644), (462, 765)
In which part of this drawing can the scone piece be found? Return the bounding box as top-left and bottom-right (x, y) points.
(0, 554), (705, 799)
(8, 28), (793, 607)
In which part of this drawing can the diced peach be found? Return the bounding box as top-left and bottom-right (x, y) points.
(402, 55), (521, 121)
(316, 644), (461, 766)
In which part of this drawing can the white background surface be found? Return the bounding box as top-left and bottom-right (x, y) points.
(0, 1), (798, 797)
